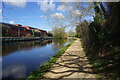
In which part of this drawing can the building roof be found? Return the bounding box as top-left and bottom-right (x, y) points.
(13, 24), (22, 26)
(1, 22), (47, 32)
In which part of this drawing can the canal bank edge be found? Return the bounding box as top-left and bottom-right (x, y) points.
(27, 39), (76, 80)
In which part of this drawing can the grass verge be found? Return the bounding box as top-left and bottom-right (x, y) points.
(27, 40), (75, 80)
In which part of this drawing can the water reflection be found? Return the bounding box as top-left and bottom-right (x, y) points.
(52, 39), (68, 51)
(2, 64), (27, 78)
(2, 40), (52, 56)
(2, 39), (71, 79)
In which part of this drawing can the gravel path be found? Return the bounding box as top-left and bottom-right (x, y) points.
(43, 39), (96, 79)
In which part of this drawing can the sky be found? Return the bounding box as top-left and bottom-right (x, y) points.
(0, 0), (94, 32)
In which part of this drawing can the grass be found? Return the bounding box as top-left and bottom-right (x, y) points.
(27, 40), (75, 80)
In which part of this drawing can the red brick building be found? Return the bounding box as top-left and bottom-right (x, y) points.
(1, 22), (47, 37)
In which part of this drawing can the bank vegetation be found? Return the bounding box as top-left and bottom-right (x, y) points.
(27, 40), (75, 80)
(76, 2), (120, 79)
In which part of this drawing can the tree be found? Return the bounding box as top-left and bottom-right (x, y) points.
(52, 26), (67, 39)
(67, 29), (75, 37)
(47, 32), (53, 37)
(75, 25), (81, 38)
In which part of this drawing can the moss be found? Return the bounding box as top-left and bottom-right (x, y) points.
(27, 40), (75, 80)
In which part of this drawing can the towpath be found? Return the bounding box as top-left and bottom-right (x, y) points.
(43, 39), (96, 79)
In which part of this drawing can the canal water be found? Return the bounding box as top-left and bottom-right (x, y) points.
(1, 39), (72, 79)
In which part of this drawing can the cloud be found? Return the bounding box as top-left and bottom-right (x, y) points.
(57, 5), (73, 12)
(82, 16), (94, 21)
(9, 21), (14, 24)
(60, 0), (74, 2)
(61, 0), (73, 2)
(0, 17), (2, 20)
(39, 16), (47, 18)
(3, 0), (26, 7)
(2, 64), (26, 78)
(37, 0), (55, 12)
(0, 10), (2, 13)
(71, 10), (81, 16)
(0, 10), (2, 19)
(21, 16), (32, 19)
(51, 13), (65, 19)
(0, 57), (2, 62)
(57, 5), (66, 12)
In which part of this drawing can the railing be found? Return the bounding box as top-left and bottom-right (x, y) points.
(1, 37), (53, 42)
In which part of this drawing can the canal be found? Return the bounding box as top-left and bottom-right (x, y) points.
(1, 39), (72, 79)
